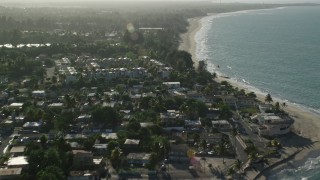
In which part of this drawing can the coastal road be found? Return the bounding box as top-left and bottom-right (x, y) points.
(159, 170), (212, 180)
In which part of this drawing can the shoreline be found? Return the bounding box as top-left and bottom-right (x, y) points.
(179, 9), (320, 178)
(178, 15), (207, 68)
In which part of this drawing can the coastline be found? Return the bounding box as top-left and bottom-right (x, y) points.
(179, 11), (320, 179)
(178, 15), (209, 68)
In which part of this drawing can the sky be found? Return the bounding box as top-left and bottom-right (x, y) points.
(0, 0), (319, 6)
(0, 0), (319, 2)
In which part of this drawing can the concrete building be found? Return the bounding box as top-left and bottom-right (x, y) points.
(32, 90), (46, 98)
(163, 82), (180, 89)
(127, 153), (151, 166)
(257, 114), (294, 137)
(0, 168), (22, 179)
(6, 156), (28, 169)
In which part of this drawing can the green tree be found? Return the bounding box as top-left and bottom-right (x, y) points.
(227, 167), (235, 177)
(200, 139), (207, 150)
(45, 148), (62, 167)
(247, 92), (257, 98)
(126, 119), (141, 132)
(166, 50), (194, 72)
(282, 102), (287, 108)
(40, 135), (48, 147)
(244, 144), (258, 162)
(218, 138), (227, 163)
(274, 102), (280, 113)
(107, 140), (119, 157)
(265, 93), (273, 104)
(27, 149), (46, 177)
(91, 106), (120, 128)
(220, 104), (232, 119)
(110, 148), (123, 171)
(231, 127), (238, 154)
(198, 60), (207, 72)
(146, 152), (158, 169)
(234, 159), (242, 173)
(36, 165), (65, 180)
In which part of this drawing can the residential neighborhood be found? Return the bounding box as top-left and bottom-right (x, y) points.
(0, 2), (311, 180)
(0, 54), (295, 179)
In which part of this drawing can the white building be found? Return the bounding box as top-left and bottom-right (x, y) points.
(65, 67), (77, 84)
(55, 57), (71, 69)
(257, 114), (293, 137)
(212, 120), (231, 131)
(6, 156), (28, 168)
(32, 90), (46, 98)
(163, 82), (180, 89)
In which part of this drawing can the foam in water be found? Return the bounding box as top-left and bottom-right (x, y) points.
(271, 156), (320, 180)
(195, 6), (320, 116)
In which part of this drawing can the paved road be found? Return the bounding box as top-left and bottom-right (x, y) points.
(0, 134), (13, 154)
(158, 170), (215, 180)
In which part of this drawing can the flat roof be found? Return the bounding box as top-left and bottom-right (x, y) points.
(93, 144), (107, 149)
(101, 133), (118, 140)
(7, 156), (28, 166)
(72, 150), (92, 155)
(48, 103), (63, 107)
(127, 153), (151, 160)
(9, 103), (24, 107)
(23, 122), (41, 128)
(124, 139), (140, 145)
(0, 168), (22, 176)
(212, 120), (230, 125)
(32, 90), (45, 93)
(163, 82), (180, 85)
(9, 146), (26, 153)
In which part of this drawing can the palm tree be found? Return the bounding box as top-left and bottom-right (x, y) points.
(231, 127), (238, 155)
(282, 102), (287, 108)
(244, 144), (258, 162)
(233, 159), (242, 173)
(218, 140), (227, 164)
(201, 157), (206, 172)
(274, 102), (280, 113)
(265, 93), (273, 104)
(200, 139), (207, 150)
(111, 147), (123, 171)
(212, 72), (217, 79)
(227, 167), (235, 178)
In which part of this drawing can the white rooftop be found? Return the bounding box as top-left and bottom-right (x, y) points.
(7, 156), (28, 166)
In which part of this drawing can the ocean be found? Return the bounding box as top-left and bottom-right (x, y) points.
(195, 6), (320, 179)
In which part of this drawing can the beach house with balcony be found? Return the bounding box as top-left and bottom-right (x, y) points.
(257, 114), (294, 137)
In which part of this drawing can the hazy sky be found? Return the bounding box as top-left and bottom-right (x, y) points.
(1, 0), (319, 3)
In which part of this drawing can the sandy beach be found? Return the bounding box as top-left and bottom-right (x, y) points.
(179, 13), (320, 178)
(178, 16), (207, 68)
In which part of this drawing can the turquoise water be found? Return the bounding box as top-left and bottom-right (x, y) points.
(195, 6), (320, 179)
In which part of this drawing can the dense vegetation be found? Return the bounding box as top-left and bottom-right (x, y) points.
(0, 1), (290, 179)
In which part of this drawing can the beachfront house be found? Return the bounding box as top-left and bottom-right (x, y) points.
(163, 82), (181, 89)
(212, 120), (232, 131)
(127, 153), (151, 167)
(160, 110), (184, 127)
(256, 114), (294, 137)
